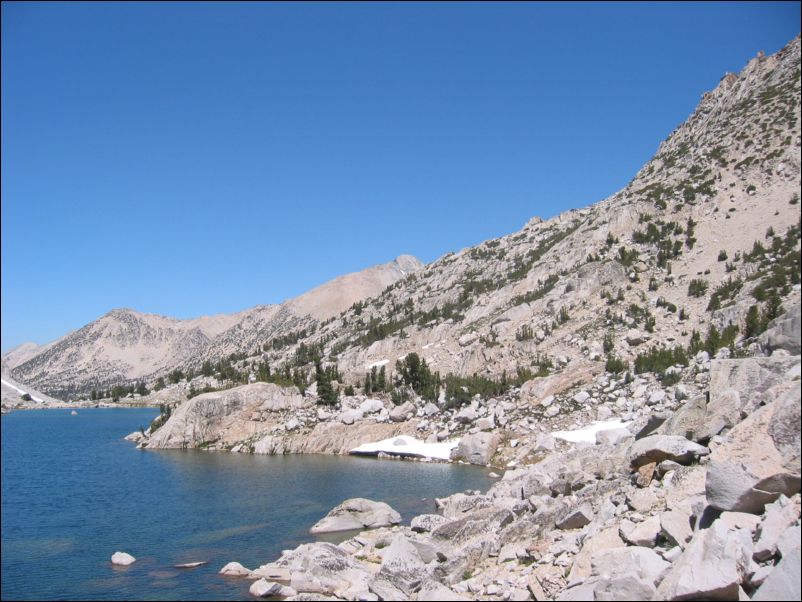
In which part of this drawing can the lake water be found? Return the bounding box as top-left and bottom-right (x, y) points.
(1, 408), (493, 601)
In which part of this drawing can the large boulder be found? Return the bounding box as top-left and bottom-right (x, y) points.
(753, 496), (799, 562)
(390, 402), (416, 423)
(310, 498), (401, 534)
(111, 551), (136, 566)
(659, 396), (707, 442)
(450, 432), (500, 466)
(219, 561), (252, 577)
(654, 520), (752, 600)
(628, 435), (709, 468)
(273, 542), (368, 596)
(705, 387), (801, 514)
(705, 356), (801, 439)
(752, 538), (801, 601)
(591, 547), (671, 588)
(759, 302), (801, 355)
(369, 535), (427, 599)
(249, 579), (295, 598)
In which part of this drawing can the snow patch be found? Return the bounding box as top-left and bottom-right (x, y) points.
(1, 378), (44, 403)
(551, 420), (631, 444)
(365, 359), (390, 370)
(350, 435), (459, 461)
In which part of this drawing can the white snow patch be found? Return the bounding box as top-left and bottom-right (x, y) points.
(551, 419), (631, 444)
(1, 378), (44, 403)
(365, 359), (390, 370)
(350, 435), (459, 461)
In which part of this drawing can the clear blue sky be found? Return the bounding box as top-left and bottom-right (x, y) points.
(2, 2), (800, 351)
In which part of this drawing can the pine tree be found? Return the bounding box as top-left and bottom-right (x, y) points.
(377, 366), (387, 391)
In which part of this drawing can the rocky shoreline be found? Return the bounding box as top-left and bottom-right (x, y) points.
(119, 306), (801, 601)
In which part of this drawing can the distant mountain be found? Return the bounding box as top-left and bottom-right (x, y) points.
(5, 255), (422, 398)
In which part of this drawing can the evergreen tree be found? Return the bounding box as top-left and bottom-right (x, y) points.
(315, 361), (337, 405)
(377, 366), (387, 391)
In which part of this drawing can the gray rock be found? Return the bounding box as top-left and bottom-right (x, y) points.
(534, 433), (556, 452)
(660, 509), (694, 548)
(390, 402), (416, 422)
(628, 435), (709, 468)
(251, 564), (291, 583)
(219, 561), (252, 577)
(359, 399), (385, 414)
(776, 524), (801, 559)
(752, 542), (801, 601)
(450, 432), (500, 466)
(249, 579), (295, 598)
(422, 402), (439, 417)
(759, 303), (801, 355)
(111, 551), (136, 566)
(455, 406), (478, 424)
(556, 504), (594, 530)
(276, 542), (365, 595)
(593, 576), (657, 601)
(659, 396), (707, 442)
(476, 416), (495, 431)
(310, 498), (401, 534)
(370, 535), (427, 599)
(620, 515), (661, 548)
(595, 428), (632, 446)
(591, 546), (670, 586)
(410, 514), (451, 533)
(654, 520), (752, 600)
(417, 580), (470, 601)
(705, 386), (801, 514)
(753, 495), (798, 561)
(705, 460), (782, 514)
(432, 507), (514, 544)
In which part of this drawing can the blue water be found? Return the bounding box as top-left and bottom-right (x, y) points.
(1, 408), (491, 601)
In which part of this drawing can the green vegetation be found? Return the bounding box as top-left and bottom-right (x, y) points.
(148, 404), (172, 433)
(605, 356), (628, 374)
(687, 279), (708, 298)
(688, 324), (739, 356)
(315, 361), (338, 405)
(634, 346), (688, 378)
(707, 278), (743, 311)
(516, 324), (535, 341)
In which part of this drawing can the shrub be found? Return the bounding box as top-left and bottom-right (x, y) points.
(718, 250), (728, 261)
(605, 356), (628, 374)
(688, 279), (708, 298)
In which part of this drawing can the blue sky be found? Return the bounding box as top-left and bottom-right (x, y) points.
(2, 2), (800, 351)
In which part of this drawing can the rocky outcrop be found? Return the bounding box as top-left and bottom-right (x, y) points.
(144, 383), (307, 449)
(309, 498), (401, 534)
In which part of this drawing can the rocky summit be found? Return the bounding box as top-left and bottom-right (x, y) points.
(4, 35), (802, 602)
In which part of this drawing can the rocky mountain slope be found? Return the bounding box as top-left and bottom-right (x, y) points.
(178, 35), (799, 394)
(4, 255), (422, 398)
